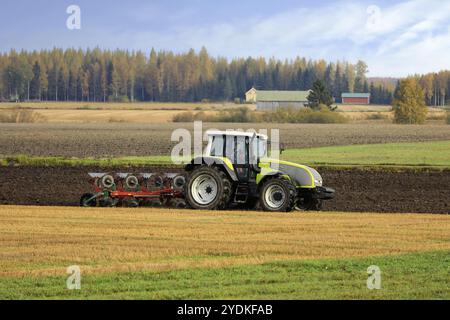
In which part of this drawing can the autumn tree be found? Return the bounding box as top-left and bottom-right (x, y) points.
(392, 78), (427, 124)
(354, 60), (368, 93)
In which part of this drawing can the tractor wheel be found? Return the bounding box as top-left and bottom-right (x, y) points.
(80, 193), (97, 207)
(259, 177), (296, 212)
(185, 166), (232, 210)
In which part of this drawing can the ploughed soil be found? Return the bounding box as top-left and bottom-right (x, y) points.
(0, 166), (449, 214)
(2, 123), (450, 157)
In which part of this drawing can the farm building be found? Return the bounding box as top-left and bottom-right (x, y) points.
(246, 88), (311, 110)
(245, 88), (258, 103)
(341, 93), (371, 104)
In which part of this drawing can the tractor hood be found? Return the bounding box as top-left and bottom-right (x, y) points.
(260, 158), (323, 188)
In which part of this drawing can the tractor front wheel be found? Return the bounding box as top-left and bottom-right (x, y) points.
(259, 177), (296, 212)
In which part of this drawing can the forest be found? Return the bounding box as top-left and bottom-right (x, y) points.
(0, 47), (447, 105)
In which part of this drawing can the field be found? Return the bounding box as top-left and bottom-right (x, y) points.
(1, 165), (449, 213)
(0, 102), (245, 124)
(0, 206), (449, 299)
(0, 102), (447, 123)
(0, 101), (241, 111)
(2, 122), (450, 157)
(1, 102), (449, 300)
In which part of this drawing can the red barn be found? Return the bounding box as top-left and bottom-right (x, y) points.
(341, 93), (371, 104)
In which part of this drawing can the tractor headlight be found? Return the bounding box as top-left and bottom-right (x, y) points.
(314, 179), (323, 186)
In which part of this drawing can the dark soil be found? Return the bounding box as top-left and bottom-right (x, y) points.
(0, 166), (449, 213)
(321, 169), (449, 214)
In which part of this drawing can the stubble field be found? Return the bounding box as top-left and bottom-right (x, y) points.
(0, 206), (448, 299)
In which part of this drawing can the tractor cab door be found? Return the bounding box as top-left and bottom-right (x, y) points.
(225, 136), (256, 183)
(233, 136), (251, 182)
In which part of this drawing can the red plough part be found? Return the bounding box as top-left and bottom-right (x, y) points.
(80, 172), (187, 208)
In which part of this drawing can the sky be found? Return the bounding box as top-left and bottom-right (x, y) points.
(1, 0), (450, 77)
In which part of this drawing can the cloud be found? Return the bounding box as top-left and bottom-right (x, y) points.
(127, 0), (450, 77)
(5, 0), (449, 77)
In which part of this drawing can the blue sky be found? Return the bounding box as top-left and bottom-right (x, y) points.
(1, 0), (450, 77)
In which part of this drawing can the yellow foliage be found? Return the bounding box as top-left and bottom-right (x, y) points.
(392, 78), (427, 124)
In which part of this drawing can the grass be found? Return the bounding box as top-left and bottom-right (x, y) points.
(0, 154), (179, 167)
(1, 251), (449, 300)
(0, 102), (445, 124)
(173, 107), (348, 124)
(0, 109), (47, 123)
(282, 140), (450, 168)
(0, 101), (238, 111)
(0, 206), (448, 299)
(2, 140), (450, 169)
(0, 102), (242, 124)
(366, 112), (389, 120)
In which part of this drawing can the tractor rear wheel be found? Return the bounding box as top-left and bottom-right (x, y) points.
(185, 166), (232, 210)
(259, 177), (296, 212)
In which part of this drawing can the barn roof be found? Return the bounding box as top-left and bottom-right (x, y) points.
(256, 90), (311, 102)
(341, 92), (371, 98)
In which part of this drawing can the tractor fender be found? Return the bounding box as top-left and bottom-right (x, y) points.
(185, 156), (239, 182)
(276, 163), (316, 188)
(256, 171), (292, 190)
(258, 159), (319, 189)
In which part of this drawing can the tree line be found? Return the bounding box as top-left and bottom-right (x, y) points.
(416, 71), (450, 107)
(0, 47), (377, 103)
(0, 47), (446, 105)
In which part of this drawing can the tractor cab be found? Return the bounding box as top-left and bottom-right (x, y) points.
(204, 131), (268, 175)
(204, 130), (268, 182)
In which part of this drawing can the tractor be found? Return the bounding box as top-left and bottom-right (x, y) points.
(184, 130), (334, 212)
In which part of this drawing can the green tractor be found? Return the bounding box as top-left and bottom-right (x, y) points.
(185, 130), (334, 212)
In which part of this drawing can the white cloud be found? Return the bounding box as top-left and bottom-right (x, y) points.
(88, 0), (450, 77)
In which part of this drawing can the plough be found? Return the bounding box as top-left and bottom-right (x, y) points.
(80, 172), (187, 208)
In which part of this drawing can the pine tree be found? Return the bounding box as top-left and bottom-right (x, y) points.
(307, 80), (334, 110)
(30, 61), (41, 100)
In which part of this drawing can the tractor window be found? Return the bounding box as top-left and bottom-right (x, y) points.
(225, 136), (235, 163)
(236, 136), (247, 165)
(258, 138), (268, 158)
(209, 136), (224, 157)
